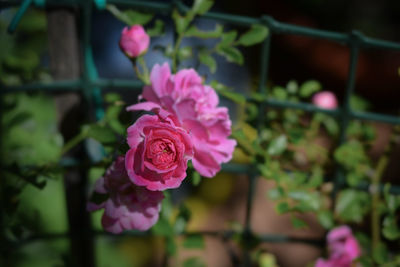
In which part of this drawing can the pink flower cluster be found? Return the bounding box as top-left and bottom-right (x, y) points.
(128, 63), (236, 178)
(315, 225), (361, 267)
(88, 25), (236, 233)
(87, 157), (164, 234)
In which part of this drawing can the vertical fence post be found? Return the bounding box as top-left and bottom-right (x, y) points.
(46, 5), (95, 267)
(333, 31), (361, 197)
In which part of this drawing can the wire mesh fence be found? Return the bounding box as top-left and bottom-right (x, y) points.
(1, 0), (400, 266)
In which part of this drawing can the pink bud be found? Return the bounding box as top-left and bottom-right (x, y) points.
(312, 91), (338, 110)
(119, 25), (150, 58)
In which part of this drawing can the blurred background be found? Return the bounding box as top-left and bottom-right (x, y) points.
(1, 0), (400, 266)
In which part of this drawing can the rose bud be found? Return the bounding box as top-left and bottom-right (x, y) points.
(312, 91), (338, 110)
(119, 25), (150, 58)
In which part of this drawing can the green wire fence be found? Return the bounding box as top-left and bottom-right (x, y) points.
(2, 0), (400, 266)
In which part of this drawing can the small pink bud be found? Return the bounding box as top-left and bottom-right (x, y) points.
(312, 91), (338, 110)
(119, 25), (150, 58)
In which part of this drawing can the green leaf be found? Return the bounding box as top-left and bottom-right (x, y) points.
(291, 216), (307, 229)
(160, 192), (173, 218)
(334, 140), (368, 170)
(198, 50), (217, 73)
(152, 217), (174, 237)
(267, 187), (284, 200)
(267, 135), (287, 156)
(4, 49), (39, 72)
(174, 205), (191, 234)
(286, 80), (298, 94)
(276, 202), (290, 214)
(231, 129), (255, 156)
(2, 94), (63, 166)
(186, 24), (223, 39)
(183, 235), (205, 249)
(192, 0), (214, 15)
(237, 24), (269, 46)
(245, 103), (258, 121)
(219, 31), (237, 46)
(183, 257), (206, 267)
(84, 124), (117, 144)
(373, 242), (389, 265)
(317, 210), (334, 229)
(178, 46), (193, 61)
(383, 184), (400, 212)
(105, 105), (125, 135)
(172, 9), (190, 34)
(106, 5), (153, 26)
(216, 45), (243, 65)
(307, 166), (323, 188)
(350, 94), (370, 111)
(211, 81), (246, 104)
(382, 215), (400, 240)
(217, 88), (246, 104)
(192, 171), (202, 186)
(362, 124), (376, 141)
(250, 92), (267, 102)
(4, 111), (32, 129)
(259, 253), (278, 267)
(18, 10), (47, 32)
(272, 86), (287, 100)
(288, 191), (320, 211)
(320, 115), (339, 136)
(299, 80), (321, 98)
(335, 189), (370, 223)
(156, 44), (174, 58)
(104, 93), (121, 103)
(166, 237), (177, 256)
(347, 171), (365, 187)
(147, 19), (165, 36)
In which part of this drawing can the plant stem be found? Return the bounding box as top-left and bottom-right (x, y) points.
(371, 126), (399, 251)
(137, 57), (150, 84)
(60, 131), (86, 156)
(132, 59), (145, 82)
(371, 154), (388, 251)
(171, 34), (184, 73)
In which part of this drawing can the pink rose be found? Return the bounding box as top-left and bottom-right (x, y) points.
(327, 225), (361, 261)
(119, 25), (150, 58)
(128, 63), (236, 177)
(125, 113), (194, 191)
(87, 157), (164, 233)
(315, 225), (361, 267)
(312, 91), (338, 110)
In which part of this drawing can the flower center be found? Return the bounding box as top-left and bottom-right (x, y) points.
(146, 139), (176, 169)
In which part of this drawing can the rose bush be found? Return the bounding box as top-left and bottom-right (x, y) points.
(128, 63), (236, 177)
(125, 113), (194, 191)
(87, 156), (164, 233)
(119, 25), (150, 58)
